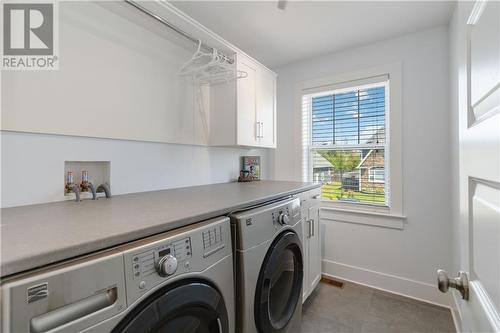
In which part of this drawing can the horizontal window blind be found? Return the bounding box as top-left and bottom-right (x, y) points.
(311, 86), (386, 146)
(306, 80), (389, 206)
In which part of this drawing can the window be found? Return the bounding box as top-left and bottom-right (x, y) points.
(304, 78), (389, 206)
(369, 167), (385, 183)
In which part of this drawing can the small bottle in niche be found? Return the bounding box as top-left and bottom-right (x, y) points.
(65, 171), (75, 194)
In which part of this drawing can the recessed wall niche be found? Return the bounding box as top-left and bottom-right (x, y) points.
(64, 161), (110, 200)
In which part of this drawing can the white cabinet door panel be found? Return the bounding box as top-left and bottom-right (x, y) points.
(308, 203), (322, 294)
(301, 215), (310, 303)
(236, 56), (258, 147)
(257, 69), (276, 148)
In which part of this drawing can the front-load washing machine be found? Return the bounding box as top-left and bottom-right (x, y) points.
(230, 197), (303, 333)
(1, 217), (234, 333)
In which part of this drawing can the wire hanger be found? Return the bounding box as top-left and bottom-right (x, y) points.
(179, 39), (247, 86)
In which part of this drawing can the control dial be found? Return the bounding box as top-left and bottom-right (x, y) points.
(156, 255), (178, 277)
(278, 213), (290, 225)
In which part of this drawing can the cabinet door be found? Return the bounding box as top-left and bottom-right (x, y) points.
(307, 203), (321, 294)
(256, 68), (276, 148)
(301, 215), (309, 303)
(236, 55), (258, 147)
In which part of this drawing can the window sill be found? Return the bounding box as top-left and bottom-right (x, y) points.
(320, 203), (406, 229)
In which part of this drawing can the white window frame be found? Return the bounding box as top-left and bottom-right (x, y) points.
(294, 63), (404, 227)
(368, 167), (385, 183)
(307, 80), (389, 207)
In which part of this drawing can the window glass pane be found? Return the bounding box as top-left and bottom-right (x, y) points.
(312, 149), (386, 205)
(311, 86), (386, 147)
(312, 95), (334, 145)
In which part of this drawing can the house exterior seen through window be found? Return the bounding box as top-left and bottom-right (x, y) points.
(369, 166), (385, 183)
(306, 80), (389, 206)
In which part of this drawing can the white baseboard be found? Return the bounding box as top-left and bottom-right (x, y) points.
(322, 259), (452, 308)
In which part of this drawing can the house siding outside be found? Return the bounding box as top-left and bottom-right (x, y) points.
(359, 149), (385, 193)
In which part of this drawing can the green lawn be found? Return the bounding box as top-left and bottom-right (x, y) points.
(321, 182), (386, 205)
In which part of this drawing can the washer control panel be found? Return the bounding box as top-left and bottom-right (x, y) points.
(202, 225), (224, 249)
(231, 198), (301, 250)
(271, 205), (291, 226)
(122, 217), (232, 307)
(131, 237), (192, 280)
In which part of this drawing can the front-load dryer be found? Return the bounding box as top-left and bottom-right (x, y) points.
(1, 217), (234, 333)
(230, 198), (303, 333)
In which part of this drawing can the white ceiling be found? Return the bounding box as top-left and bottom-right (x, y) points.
(171, 1), (455, 68)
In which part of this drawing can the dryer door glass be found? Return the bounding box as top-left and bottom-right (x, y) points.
(113, 282), (228, 333)
(255, 231), (303, 332)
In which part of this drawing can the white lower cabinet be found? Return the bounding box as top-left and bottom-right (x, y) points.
(298, 188), (322, 302)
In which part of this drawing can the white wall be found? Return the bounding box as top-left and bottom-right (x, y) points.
(272, 26), (453, 305)
(1, 131), (269, 208)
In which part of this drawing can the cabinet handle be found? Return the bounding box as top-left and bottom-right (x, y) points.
(307, 219), (313, 238)
(260, 122), (264, 138)
(256, 122), (263, 139)
(311, 218), (315, 236)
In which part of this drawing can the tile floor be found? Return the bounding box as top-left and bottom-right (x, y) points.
(301, 281), (455, 333)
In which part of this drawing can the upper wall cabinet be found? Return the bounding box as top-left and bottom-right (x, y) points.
(1, 1), (276, 148)
(2, 2), (216, 146)
(256, 60), (277, 148)
(210, 53), (277, 148)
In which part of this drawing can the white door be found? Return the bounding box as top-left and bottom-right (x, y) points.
(301, 214), (310, 302)
(453, 1), (500, 331)
(237, 54), (258, 147)
(307, 203), (322, 294)
(257, 68), (277, 148)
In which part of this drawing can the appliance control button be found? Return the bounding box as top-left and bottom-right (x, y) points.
(133, 257), (139, 262)
(139, 281), (146, 289)
(157, 255), (178, 276)
(184, 261), (191, 269)
(278, 213), (290, 225)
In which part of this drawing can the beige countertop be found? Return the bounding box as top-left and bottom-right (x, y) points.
(1, 181), (320, 278)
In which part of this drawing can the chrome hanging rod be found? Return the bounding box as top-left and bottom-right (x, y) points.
(124, 0), (234, 64)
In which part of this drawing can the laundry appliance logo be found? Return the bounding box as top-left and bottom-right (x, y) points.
(2, 1), (59, 70)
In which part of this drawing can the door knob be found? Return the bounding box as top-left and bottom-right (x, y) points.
(437, 269), (469, 300)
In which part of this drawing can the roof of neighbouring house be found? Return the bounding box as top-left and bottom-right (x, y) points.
(357, 126), (385, 168)
(313, 153), (333, 169)
(357, 149), (374, 168)
(357, 149), (386, 169)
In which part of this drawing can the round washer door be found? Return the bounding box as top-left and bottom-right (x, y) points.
(112, 281), (228, 333)
(254, 230), (303, 333)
